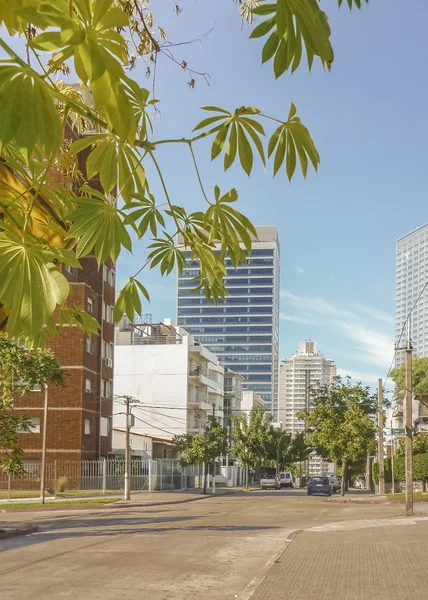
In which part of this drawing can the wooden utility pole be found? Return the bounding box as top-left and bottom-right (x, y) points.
(405, 320), (413, 516)
(377, 378), (385, 495)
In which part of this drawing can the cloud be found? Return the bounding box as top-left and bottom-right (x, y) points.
(352, 303), (394, 325)
(280, 313), (315, 324)
(339, 323), (393, 370)
(295, 266), (305, 274)
(281, 290), (394, 372)
(281, 291), (355, 320)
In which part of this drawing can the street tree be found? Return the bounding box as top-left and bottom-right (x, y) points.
(391, 357), (428, 401)
(265, 427), (292, 473)
(0, 0), (369, 343)
(0, 335), (65, 474)
(297, 378), (377, 496)
(395, 432), (428, 458)
(289, 432), (313, 478)
(231, 404), (271, 488)
(173, 416), (228, 494)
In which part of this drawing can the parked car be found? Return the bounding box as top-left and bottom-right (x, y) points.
(325, 473), (340, 493)
(260, 475), (280, 490)
(307, 476), (332, 496)
(279, 472), (294, 489)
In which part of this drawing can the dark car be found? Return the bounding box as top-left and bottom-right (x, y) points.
(307, 476), (332, 496)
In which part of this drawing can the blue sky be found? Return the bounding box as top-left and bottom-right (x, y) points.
(3, 1), (428, 389)
(114, 0), (428, 389)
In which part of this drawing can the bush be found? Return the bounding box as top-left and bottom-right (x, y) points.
(372, 452), (428, 484)
(56, 476), (68, 493)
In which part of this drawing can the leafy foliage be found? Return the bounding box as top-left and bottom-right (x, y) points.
(0, 0), (368, 341)
(391, 357), (428, 400)
(0, 335), (65, 474)
(298, 378), (376, 494)
(231, 405), (272, 485)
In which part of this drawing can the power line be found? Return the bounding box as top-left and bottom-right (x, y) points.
(383, 280), (428, 387)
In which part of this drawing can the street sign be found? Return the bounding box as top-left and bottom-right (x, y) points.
(391, 428), (405, 435)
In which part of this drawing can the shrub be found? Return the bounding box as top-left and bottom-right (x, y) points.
(56, 476), (69, 493)
(372, 453), (428, 484)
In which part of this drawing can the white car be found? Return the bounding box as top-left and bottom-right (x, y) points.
(279, 472), (294, 489)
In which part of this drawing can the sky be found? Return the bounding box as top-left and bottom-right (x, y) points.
(113, 0), (428, 390)
(3, 1), (428, 390)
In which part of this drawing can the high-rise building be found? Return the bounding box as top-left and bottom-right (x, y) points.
(395, 224), (428, 430)
(395, 223), (428, 366)
(279, 341), (336, 475)
(176, 226), (280, 415)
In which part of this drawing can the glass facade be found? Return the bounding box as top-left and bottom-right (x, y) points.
(177, 229), (280, 414)
(395, 223), (428, 366)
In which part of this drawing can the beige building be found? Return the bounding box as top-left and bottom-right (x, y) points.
(279, 341), (336, 475)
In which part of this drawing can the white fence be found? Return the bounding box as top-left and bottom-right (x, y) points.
(0, 459), (207, 496)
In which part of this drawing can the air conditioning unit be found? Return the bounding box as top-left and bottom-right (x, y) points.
(104, 358), (113, 368)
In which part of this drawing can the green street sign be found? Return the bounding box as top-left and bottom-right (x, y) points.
(391, 428), (405, 435)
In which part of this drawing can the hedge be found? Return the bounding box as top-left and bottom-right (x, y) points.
(372, 452), (428, 484)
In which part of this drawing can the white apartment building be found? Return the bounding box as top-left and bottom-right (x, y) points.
(279, 341), (336, 475)
(113, 320), (224, 441)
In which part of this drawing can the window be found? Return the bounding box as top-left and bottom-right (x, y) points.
(64, 265), (76, 275)
(100, 417), (110, 437)
(84, 419), (91, 435)
(86, 337), (94, 354)
(102, 379), (112, 398)
(21, 416), (40, 433)
(85, 378), (92, 394)
(87, 297), (94, 314)
(23, 459), (40, 476)
(103, 265), (116, 287)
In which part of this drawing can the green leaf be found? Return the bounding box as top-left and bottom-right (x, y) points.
(273, 131), (286, 176)
(262, 31), (280, 64)
(250, 16), (276, 39)
(193, 115), (225, 132)
(338, 0), (368, 8)
(211, 125), (229, 160)
(237, 124), (254, 176)
(286, 130), (296, 181)
(67, 193), (132, 265)
(114, 277), (149, 324)
(0, 65), (61, 157)
(0, 233), (69, 339)
(224, 123), (238, 171)
(240, 120), (266, 167)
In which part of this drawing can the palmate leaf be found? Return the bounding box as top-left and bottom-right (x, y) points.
(114, 277), (150, 324)
(194, 106), (265, 176)
(122, 193), (165, 238)
(251, 0), (334, 76)
(268, 103), (319, 179)
(66, 190), (132, 265)
(0, 232), (69, 338)
(205, 186), (257, 267)
(27, 0), (135, 142)
(147, 234), (187, 276)
(0, 64), (62, 157)
(70, 134), (145, 203)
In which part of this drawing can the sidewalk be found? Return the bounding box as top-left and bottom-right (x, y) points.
(250, 515), (428, 600)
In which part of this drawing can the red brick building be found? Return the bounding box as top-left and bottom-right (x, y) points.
(12, 126), (115, 465)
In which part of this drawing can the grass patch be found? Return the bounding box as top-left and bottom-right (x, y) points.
(385, 492), (428, 501)
(0, 490), (121, 500)
(0, 491), (55, 500)
(0, 498), (118, 511)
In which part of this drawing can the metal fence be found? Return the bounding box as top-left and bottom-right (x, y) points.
(0, 459), (206, 498)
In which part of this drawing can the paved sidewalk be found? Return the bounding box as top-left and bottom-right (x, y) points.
(251, 516), (428, 600)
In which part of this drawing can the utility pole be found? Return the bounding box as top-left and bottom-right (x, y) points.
(124, 396), (131, 501)
(212, 403), (216, 494)
(391, 417), (395, 497)
(377, 378), (385, 495)
(40, 383), (48, 504)
(405, 319), (413, 516)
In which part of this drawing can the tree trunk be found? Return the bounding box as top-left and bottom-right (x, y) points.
(203, 462), (207, 494)
(341, 460), (347, 496)
(245, 466), (249, 489)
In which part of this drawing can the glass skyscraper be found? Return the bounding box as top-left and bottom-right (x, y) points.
(395, 223), (428, 367)
(177, 226), (280, 415)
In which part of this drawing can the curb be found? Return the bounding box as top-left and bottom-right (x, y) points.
(236, 529), (297, 600)
(0, 492), (228, 513)
(325, 498), (428, 505)
(0, 524), (39, 540)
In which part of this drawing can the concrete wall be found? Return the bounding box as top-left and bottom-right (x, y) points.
(113, 339), (189, 440)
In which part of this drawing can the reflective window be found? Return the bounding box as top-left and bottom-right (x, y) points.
(178, 306), (274, 316)
(184, 326), (272, 334)
(178, 287), (273, 297)
(177, 316), (273, 325)
(177, 297), (273, 306)
(195, 335), (272, 343)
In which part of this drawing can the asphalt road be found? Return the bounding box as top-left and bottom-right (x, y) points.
(0, 490), (421, 600)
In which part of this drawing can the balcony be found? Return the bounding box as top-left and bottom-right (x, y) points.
(188, 391), (212, 410)
(188, 364), (223, 392)
(187, 418), (206, 432)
